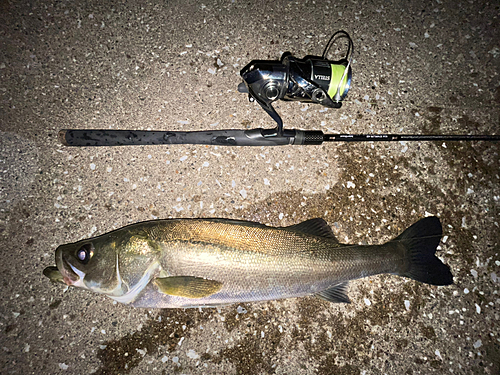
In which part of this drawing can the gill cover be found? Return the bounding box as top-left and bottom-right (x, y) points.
(49, 226), (160, 301)
(238, 30), (353, 133)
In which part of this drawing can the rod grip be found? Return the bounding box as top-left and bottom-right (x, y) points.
(58, 129), (296, 146)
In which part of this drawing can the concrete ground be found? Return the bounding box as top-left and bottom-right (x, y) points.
(1, 0), (499, 374)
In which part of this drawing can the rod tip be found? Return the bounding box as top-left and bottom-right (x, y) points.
(58, 130), (69, 146)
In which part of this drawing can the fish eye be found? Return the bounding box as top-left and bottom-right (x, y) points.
(76, 244), (93, 264)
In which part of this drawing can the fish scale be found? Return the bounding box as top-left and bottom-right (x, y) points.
(44, 216), (453, 308)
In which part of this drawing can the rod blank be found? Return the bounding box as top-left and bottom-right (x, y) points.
(323, 133), (500, 142)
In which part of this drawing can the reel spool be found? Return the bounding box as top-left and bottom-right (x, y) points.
(238, 30), (353, 135)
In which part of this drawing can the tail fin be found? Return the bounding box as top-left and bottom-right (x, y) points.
(396, 216), (453, 286)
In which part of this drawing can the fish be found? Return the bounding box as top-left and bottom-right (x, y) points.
(43, 216), (453, 308)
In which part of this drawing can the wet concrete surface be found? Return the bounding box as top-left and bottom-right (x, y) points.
(1, 0), (499, 373)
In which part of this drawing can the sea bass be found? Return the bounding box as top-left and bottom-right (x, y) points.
(43, 216), (453, 308)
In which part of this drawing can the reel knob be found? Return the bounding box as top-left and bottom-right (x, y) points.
(263, 82), (281, 101)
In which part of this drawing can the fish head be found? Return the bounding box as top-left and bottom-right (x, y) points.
(55, 234), (122, 295)
(54, 228), (159, 298)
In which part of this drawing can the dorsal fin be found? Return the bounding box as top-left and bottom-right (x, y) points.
(286, 218), (338, 241)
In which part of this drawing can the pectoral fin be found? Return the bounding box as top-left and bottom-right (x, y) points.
(154, 276), (223, 298)
(43, 266), (66, 285)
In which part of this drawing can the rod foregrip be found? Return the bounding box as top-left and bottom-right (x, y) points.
(301, 130), (325, 145)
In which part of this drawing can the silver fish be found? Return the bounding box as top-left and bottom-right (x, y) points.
(43, 216), (453, 308)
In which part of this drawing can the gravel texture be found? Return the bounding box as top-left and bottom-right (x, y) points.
(0, 0), (499, 374)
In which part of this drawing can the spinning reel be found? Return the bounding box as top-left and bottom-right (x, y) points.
(58, 30), (499, 147)
(238, 31), (353, 135)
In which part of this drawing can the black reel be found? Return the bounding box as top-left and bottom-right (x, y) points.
(238, 30), (353, 136)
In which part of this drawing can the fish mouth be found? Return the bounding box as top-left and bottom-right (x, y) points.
(43, 266), (65, 284)
(55, 247), (85, 287)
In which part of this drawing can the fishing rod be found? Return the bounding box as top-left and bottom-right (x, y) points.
(59, 129), (500, 147)
(59, 31), (499, 147)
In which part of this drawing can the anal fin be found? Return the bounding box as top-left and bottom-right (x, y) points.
(315, 282), (351, 303)
(154, 276), (223, 299)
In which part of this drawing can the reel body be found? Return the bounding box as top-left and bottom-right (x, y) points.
(238, 31), (353, 134)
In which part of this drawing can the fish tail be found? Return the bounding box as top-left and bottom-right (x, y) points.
(396, 216), (453, 286)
